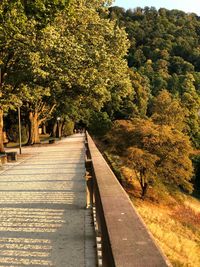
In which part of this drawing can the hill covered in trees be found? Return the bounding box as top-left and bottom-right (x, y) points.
(108, 6), (200, 146)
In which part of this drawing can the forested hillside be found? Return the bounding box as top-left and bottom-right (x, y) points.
(102, 6), (200, 196)
(108, 6), (200, 147)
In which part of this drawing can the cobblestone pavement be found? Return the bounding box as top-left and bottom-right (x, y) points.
(0, 134), (95, 267)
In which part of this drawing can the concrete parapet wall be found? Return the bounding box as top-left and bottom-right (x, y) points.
(86, 132), (171, 267)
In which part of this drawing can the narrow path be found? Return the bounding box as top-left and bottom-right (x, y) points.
(0, 134), (95, 266)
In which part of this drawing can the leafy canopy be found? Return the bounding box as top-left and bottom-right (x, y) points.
(107, 119), (194, 197)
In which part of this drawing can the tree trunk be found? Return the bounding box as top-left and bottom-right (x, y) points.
(0, 109), (5, 153)
(141, 182), (149, 199)
(51, 122), (57, 137)
(42, 123), (47, 135)
(28, 111), (40, 145)
(56, 121), (62, 138)
(61, 121), (65, 136)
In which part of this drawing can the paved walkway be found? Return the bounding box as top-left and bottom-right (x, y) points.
(0, 134), (95, 267)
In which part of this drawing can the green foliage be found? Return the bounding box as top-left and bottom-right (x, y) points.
(1, 1), (199, 152)
(0, 0), (131, 145)
(108, 6), (200, 148)
(129, 69), (150, 117)
(7, 124), (28, 143)
(23, 0), (70, 27)
(103, 152), (125, 184)
(62, 120), (74, 136)
(151, 90), (187, 131)
(179, 74), (200, 147)
(48, 1), (131, 112)
(88, 111), (112, 136)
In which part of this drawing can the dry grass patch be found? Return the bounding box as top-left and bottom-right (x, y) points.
(172, 205), (200, 228)
(184, 196), (200, 213)
(134, 200), (200, 267)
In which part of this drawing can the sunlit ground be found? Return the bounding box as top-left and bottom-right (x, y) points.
(0, 237), (53, 266)
(0, 206), (69, 265)
(0, 135), (86, 266)
(0, 208), (66, 232)
(0, 208), (65, 265)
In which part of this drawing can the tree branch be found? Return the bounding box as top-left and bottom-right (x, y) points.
(38, 103), (56, 125)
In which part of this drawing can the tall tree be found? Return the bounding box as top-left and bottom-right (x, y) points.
(107, 119), (194, 198)
(151, 90), (187, 131)
(179, 74), (200, 147)
(43, 0), (131, 123)
(0, 0), (29, 151)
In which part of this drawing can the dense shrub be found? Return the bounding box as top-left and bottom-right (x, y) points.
(88, 111), (112, 136)
(7, 124), (28, 143)
(62, 121), (74, 136)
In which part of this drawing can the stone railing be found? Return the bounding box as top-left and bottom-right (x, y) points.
(85, 132), (171, 267)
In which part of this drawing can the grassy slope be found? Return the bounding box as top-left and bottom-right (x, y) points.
(134, 197), (200, 267)
(108, 154), (200, 267)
